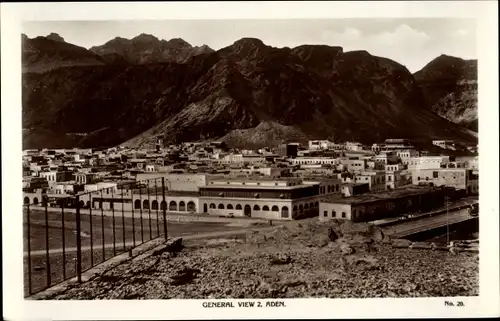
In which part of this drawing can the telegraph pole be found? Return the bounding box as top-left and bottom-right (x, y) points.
(445, 195), (450, 245)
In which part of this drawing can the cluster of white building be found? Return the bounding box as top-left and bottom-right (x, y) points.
(22, 138), (478, 222)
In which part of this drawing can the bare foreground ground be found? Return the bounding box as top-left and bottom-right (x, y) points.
(40, 219), (478, 299)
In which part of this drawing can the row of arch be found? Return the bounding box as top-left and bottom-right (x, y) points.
(24, 196), (39, 205)
(204, 201), (320, 218)
(320, 185), (339, 194)
(133, 199), (196, 212)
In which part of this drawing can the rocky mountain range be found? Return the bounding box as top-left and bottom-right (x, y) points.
(414, 55), (478, 132)
(22, 33), (478, 150)
(89, 33), (214, 64)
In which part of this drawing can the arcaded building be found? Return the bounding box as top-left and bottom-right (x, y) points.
(199, 178), (321, 220)
(319, 186), (447, 222)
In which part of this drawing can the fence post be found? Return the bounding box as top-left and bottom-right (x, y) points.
(44, 198), (51, 287)
(26, 204), (32, 296)
(75, 195), (82, 283)
(162, 177), (168, 241)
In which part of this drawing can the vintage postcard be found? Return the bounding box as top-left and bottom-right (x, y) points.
(2, 1), (499, 320)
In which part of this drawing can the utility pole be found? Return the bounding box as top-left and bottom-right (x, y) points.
(445, 195), (450, 245)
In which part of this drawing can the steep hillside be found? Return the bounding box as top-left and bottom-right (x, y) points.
(22, 37), (477, 149)
(22, 33), (105, 73)
(89, 34), (214, 64)
(414, 55), (478, 132)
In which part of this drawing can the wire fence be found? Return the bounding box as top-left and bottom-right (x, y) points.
(23, 177), (169, 297)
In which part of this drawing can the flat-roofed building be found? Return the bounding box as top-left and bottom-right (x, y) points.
(290, 157), (339, 166)
(354, 170), (386, 192)
(408, 156), (450, 170)
(319, 186), (446, 222)
(411, 168), (478, 195)
(199, 178), (320, 220)
(433, 140), (456, 150)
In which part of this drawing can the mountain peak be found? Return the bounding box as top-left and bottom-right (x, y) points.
(132, 33), (160, 43)
(165, 38), (192, 48)
(46, 33), (65, 43)
(233, 37), (265, 47)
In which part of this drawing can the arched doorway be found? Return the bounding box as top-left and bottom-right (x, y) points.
(244, 205), (251, 217)
(143, 200), (150, 210)
(169, 201), (177, 211)
(134, 199), (141, 209)
(203, 203), (208, 213)
(161, 201), (167, 210)
(24, 197), (30, 205)
(179, 201), (186, 211)
(152, 200), (159, 210)
(187, 201), (196, 212)
(281, 206), (289, 218)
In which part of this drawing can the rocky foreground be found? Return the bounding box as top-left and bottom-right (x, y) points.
(46, 220), (478, 299)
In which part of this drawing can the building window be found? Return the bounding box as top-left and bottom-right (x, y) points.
(235, 204), (242, 210)
(417, 177), (420, 181)
(227, 204), (234, 210)
(342, 212), (346, 218)
(324, 211), (328, 217)
(218, 204), (224, 209)
(332, 210), (336, 217)
(254, 205), (260, 211)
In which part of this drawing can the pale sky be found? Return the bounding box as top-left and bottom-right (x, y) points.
(23, 19), (476, 73)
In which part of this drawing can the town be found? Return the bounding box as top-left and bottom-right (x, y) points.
(23, 138), (478, 222)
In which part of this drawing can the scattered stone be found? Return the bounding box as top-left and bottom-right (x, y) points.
(170, 267), (201, 286)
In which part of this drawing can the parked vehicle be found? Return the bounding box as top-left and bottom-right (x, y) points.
(468, 204), (479, 217)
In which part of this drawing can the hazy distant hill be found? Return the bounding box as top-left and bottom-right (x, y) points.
(22, 35), (477, 150)
(89, 33), (215, 64)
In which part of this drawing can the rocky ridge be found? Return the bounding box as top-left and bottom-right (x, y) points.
(22, 36), (478, 149)
(414, 55), (478, 132)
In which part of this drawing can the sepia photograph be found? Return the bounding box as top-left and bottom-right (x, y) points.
(2, 1), (499, 320)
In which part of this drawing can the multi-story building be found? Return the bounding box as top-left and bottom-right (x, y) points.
(374, 151), (399, 165)
(39, 170), (73, 183)
(198, 178), (320, 220)
(354, 170), (386, 192)
(408, 156), (450, 170)
(276, 143), (299, 158)
(411, 168), (478, 195)
(74, 172), (98, 184)
(345, 142), (364, 152)
(309, 140), (331, 150)
(290, 157), (339, 166)
(340, 158), (366, 172)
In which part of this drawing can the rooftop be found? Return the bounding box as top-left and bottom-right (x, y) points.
(323, 186), (440, 205)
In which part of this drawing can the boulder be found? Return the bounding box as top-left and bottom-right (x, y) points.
(337, 240), (355, 255)
(391, 239), (412, 248)
(152, 237), (183, 256)
(328, 227), (339, 242)
(410, 242), (433, 250)
(270, 253), (292, 265)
